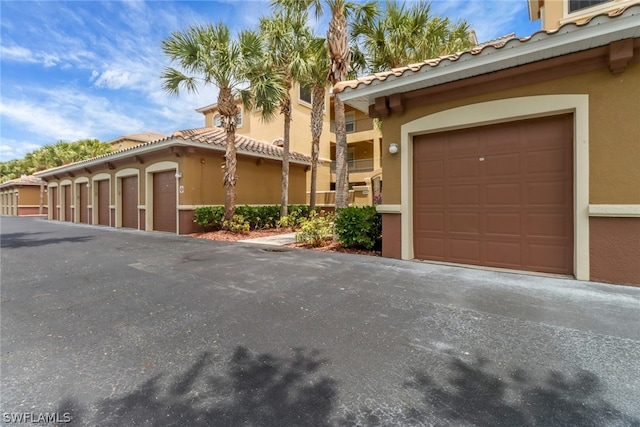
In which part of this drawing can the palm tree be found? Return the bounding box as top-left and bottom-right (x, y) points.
(298, 37), (330, 211)
(162, 24), (284, 225)
(351, 0), (473, 73)
(258, 9), (314, 217)
(272, 0), (377, 210)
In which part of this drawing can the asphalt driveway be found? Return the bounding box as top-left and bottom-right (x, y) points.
(1, 216), (639, 426)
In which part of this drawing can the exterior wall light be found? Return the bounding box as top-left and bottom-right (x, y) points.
(389, 143), (399, 154)
(175, 171), (182, 179)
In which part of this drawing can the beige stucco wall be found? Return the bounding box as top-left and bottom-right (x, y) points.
(200, 84), (334, 196)
(0, 185), (47, 215)
(379, 62), (640, 205)
(43, 148), (308, 226)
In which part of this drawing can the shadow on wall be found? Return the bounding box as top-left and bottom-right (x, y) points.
(54, 348), (638, 426)
(0, 232), (93, 249)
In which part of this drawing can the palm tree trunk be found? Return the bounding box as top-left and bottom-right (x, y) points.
(280, 95), (291, 218)
(333, 96), (349, 208)
(328, 0), (350, 209)
(309, 84), (325, 211)
(219, 87), (239, 227)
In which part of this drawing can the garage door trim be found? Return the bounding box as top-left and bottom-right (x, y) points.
(397, 95), (589, 280)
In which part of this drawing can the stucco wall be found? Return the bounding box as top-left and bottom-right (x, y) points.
(590, 217), (640, 286)
(380, 62), (640, 205)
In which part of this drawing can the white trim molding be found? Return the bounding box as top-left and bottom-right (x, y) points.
(376, 204), (402, 214)
(588, 204), (640, 217)
(400, 95), (590, 280)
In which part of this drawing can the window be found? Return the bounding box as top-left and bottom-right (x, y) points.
(345, 112), (355, 133)
(213, 110), (243, 128)
(299, 85), (312, 105)
(568, 0), (611, 13)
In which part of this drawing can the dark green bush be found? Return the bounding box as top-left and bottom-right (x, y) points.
(194, 205), (313, 231)
(334, 206), (382, 250)
(194, 206), (224, 230)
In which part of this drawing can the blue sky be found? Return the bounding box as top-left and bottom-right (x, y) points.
(0, 0), (541, 161)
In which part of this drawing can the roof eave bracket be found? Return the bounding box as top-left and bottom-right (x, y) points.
(608, 39), (634, 74)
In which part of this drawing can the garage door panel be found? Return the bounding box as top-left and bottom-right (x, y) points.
(449, 185), (480, 205)
(416, 212), (444, 232)
(527, 149), (569, 174)
(415, 160), (444, 180)
(449, 212), (480, 234)
(449, 157), (479, 178)
(528, 244), (570, 273)
(527, 213), (568, 237)
(486, 213), (521, 236)
(414, 114), (573, 275)
(527, 182), (567, 205)
(449, 239), (481, 263)
(415, 236), (445, 259)
(417, 186), (445, 205)
(486, 153), (521, 177)
(486, 241), (521, 267)
(486, 183), (520, 206)
(447, 132), (480, 156)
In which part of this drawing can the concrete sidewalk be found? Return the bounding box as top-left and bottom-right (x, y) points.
(238, 232), (297, 246)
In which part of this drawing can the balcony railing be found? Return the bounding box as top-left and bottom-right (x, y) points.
(329, 158), (374, 173)
(330, 117), (374, 133)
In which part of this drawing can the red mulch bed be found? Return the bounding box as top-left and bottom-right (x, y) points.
(189, 228), (381, 256)
(189, 227), (295, 242)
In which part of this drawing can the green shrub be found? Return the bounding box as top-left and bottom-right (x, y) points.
(194, 206), (224, 230)
(223, 214), (250, 234)
(194, 204), (312, 231)
(334, 206), (382, 250)
(295, 211), (334, 247)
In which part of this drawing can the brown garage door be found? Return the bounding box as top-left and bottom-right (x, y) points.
(153, 171), (176, 233)
(78, 183), (89, 224)
(413, 114), (573, 275)
(121, 176), (138, 229)
(51, 187), (59, 220)
(63, 185), (72, 222)
(97, 180), (110, 226)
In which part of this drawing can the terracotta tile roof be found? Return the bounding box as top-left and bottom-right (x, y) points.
(34, 127), (311, 178)
(170, 127), (311, 163)
(334, 5), (637, 95)
(0, 175), (46, 188)
(115, 132), (167, 143)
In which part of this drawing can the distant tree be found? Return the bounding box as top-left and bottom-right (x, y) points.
(0, 139), (111, 183)
(351, 0), (474, 73)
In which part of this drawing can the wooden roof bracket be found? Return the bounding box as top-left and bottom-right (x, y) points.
(375, 96), (390, 118)
(608, 39), (633, 74)
(105, 162), (116, 170)
(389, 93), (404, 115)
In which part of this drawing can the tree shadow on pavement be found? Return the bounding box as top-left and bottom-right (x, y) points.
(61, 346), (337, 426)
(0, 232), (92, 249)
(341, 355), (639, 426)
